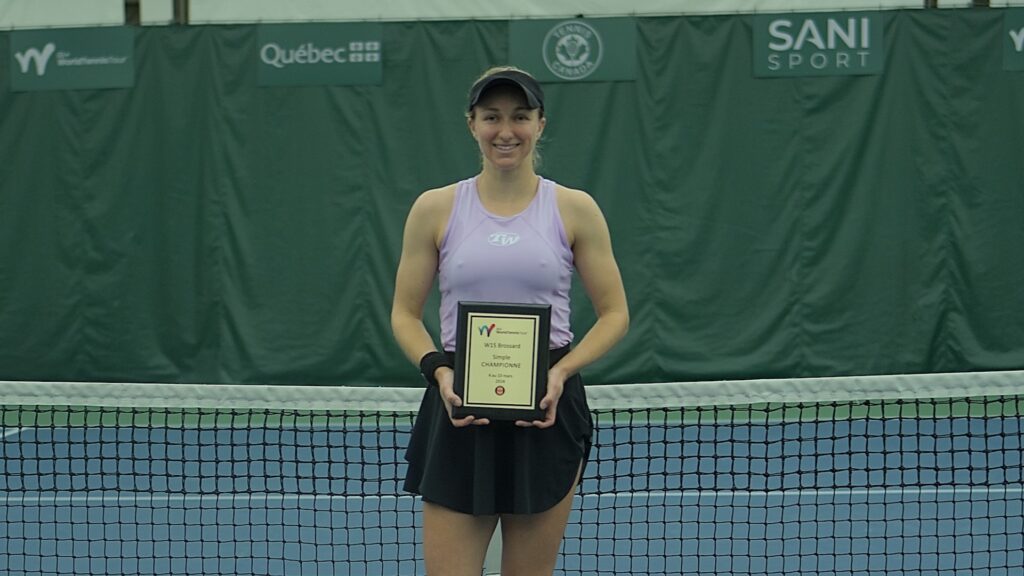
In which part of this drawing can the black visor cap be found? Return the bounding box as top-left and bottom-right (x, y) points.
(467, 70), (544, 112)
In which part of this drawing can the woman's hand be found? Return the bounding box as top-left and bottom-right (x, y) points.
(436, 367), (490, 427)
(516, 366), (567, 429)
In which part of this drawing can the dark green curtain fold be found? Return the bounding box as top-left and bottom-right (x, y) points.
(1, 11), (1022, 385)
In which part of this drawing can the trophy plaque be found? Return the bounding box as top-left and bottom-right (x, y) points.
(452, 302), (551, 421)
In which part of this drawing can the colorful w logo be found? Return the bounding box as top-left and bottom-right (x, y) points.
(478, 323), (496, 337)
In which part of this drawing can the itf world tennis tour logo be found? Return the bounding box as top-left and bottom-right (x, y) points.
(13, 42), (128, 76)
(10, 28), (135, 91)
(14, 43), (56, 76)
(543, 21), (603, 80)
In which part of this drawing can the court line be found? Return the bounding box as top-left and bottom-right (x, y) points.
(0, 493), (421, 504)
(0, 487), (1021, 505)
(1, 428), (24, 440)
(580, 487), (1024, 499)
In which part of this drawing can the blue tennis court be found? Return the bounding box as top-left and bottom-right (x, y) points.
(2, 401), (1022, 575)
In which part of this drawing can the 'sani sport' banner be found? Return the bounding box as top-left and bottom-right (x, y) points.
(753, 12), (885, 77)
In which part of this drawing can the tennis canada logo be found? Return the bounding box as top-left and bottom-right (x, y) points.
(478, 323), (496, 337)
(14, 43), (57, 76)
(543, 21), (603, 80)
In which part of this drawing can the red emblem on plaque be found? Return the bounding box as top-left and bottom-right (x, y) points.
(495, 386), (505, 396)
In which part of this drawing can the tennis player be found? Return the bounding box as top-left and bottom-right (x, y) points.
(391, 66), (628, 575)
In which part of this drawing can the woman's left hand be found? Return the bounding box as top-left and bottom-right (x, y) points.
(516, 366), (567, 429)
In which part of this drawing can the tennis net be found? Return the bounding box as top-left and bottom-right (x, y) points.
(1, 372), (1022, 575)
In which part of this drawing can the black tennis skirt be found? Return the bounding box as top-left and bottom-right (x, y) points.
(403, 345), (593, 515)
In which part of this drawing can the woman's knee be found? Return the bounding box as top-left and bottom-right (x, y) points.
(422, 502), (498, 576)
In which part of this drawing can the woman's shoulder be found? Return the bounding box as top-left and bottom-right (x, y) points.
(552, 182), (590, 202)
(551, 183), (606, 246)
(553, 183), (602, 221)
(408, 183), (462, 246)
(419, 182), (459, 204)
(411, 182), (459, 219)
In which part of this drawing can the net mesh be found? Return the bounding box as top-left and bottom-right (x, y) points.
(1, 375), (1022, 575)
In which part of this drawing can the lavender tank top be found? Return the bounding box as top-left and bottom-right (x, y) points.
(438, 176), (574, 351)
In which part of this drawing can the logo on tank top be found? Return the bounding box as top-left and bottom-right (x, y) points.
(488, 232), (520, 247)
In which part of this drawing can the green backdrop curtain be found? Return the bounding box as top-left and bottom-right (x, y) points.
(1, 11), (1022, 385)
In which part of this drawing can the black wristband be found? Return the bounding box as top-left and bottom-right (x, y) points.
(419, 351), (453, 387)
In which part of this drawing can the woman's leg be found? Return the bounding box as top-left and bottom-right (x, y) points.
(422, 500), (499, 576)
(498, 465), (581, 576)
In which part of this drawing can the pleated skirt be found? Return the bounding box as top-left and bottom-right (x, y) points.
(403, 345), (593, 515)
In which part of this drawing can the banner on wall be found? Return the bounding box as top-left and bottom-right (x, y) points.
(1005, 9), (1024, 71)
(257, 23), (382, 86)
(509, 18), (636, 82)
(753, 12), (885, 77)
(10, 27), (135, 91)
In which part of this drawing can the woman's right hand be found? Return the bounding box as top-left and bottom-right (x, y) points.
(436, 367), (490, 427)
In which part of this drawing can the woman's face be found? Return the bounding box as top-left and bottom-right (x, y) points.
(467, 86), (545, 173)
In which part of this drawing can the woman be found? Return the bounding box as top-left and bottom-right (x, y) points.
(391, 66), (628, 575)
